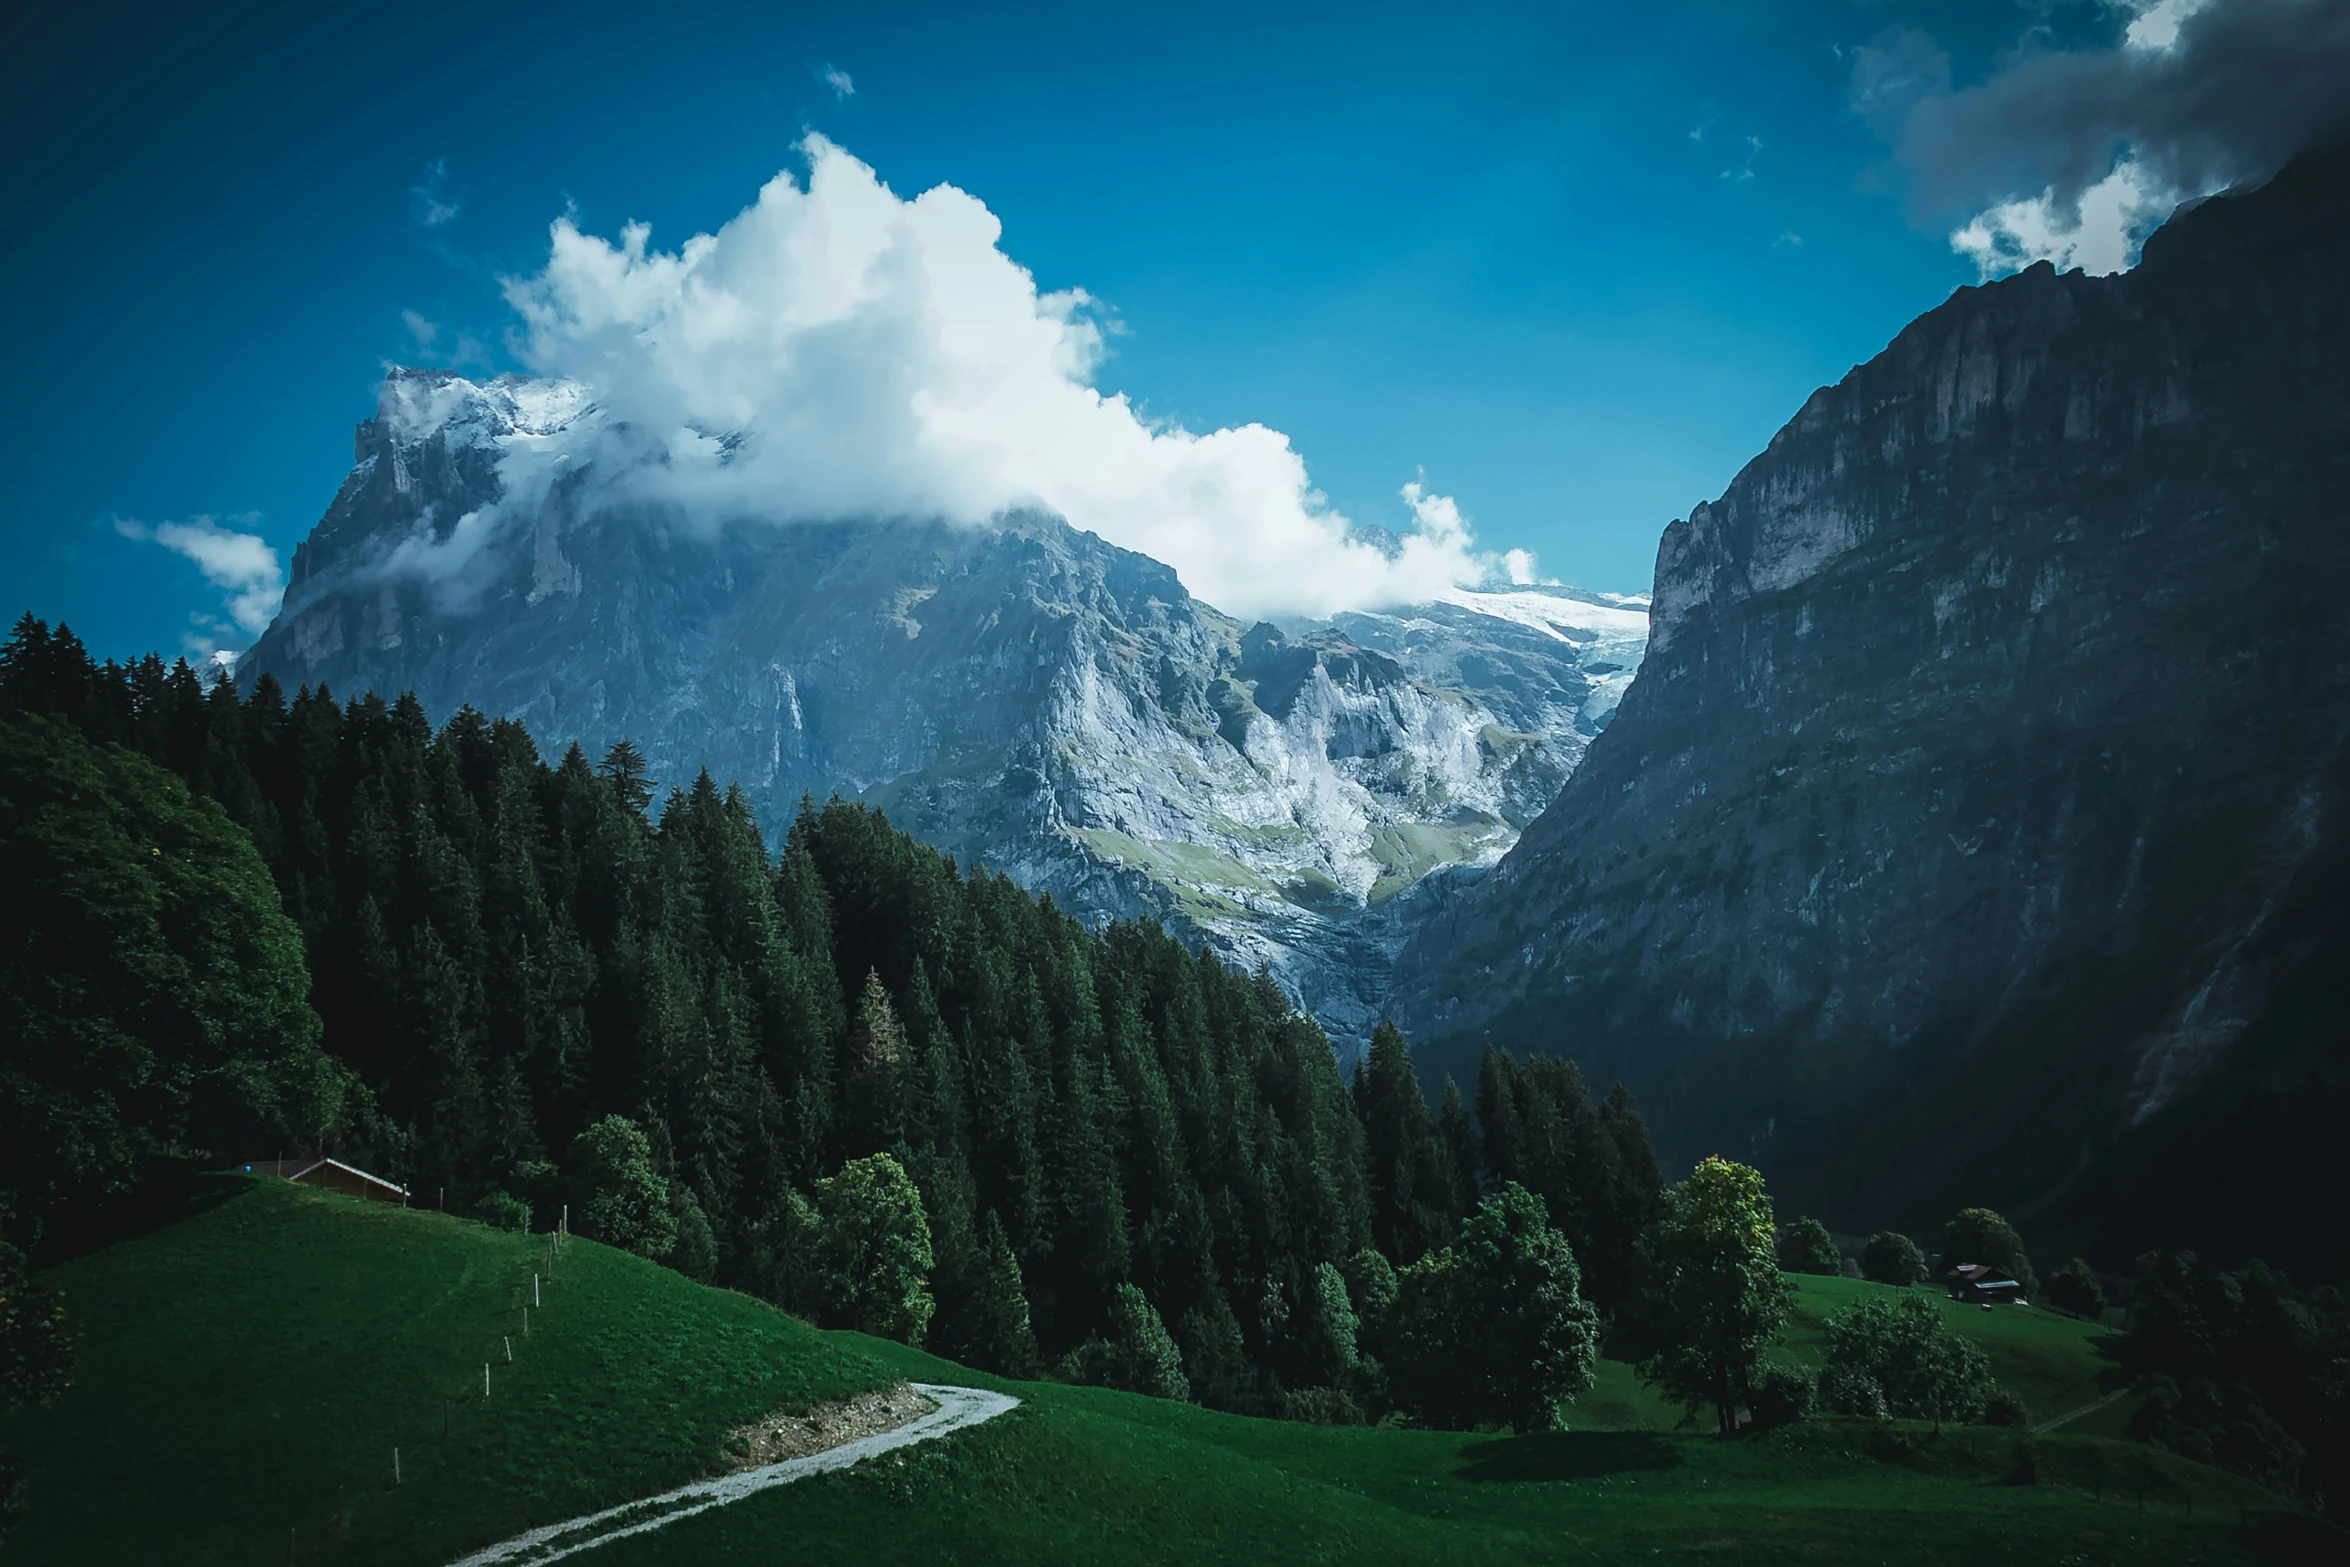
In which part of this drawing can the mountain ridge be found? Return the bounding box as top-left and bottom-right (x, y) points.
(243, 373), (1645, 1057)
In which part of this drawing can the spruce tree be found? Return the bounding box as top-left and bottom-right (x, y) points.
(599, 739), (655, 819)
(967, 1208), (1040, 1376)
(1353, 1021), (1452, 1264)
(842, 970), (908, 1157)
(3, 622), (1498, 1408)
(1437, 1077), (1479, 1215)
(1105, 1283), (1189, 1400)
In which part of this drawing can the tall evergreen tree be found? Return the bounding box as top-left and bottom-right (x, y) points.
(1353, 1021), (1455, 1264)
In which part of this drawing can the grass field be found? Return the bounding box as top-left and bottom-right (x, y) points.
(1781, 1273), (2137, 1434)
(1, 1175), (2332, 1566)
(0, 1174), (890, 1566)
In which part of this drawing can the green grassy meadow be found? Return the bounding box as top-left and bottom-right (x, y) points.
(0, 1175), (888, 1566)
(1, 1176), (2329, 1566)
(1781, 1273), (2136, 1435)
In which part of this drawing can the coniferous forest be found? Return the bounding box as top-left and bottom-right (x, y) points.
(0, 616), (1662, 1417)
(9, 612), (2350, 1520)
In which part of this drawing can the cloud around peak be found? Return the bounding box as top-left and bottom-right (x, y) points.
(494, 136), (1510, 620)
(1858, 0), (2350, 278)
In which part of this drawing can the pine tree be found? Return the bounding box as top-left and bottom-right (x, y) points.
(1353, 1021), (1453, 1264)
(599, 739), (654, 818)
(1105, 1283), (1189, 1400)
(968, 1208), (1040, 1376)
(1437, 1077), (1479, 1215)
(842, 970), (908, 1157)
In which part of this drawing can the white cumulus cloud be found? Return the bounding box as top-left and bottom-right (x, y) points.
(822, 63), (854, 99)
(1950, 155), (2178, 277)
(496, 136), (1505, 620)
(115, 516), (286, 664)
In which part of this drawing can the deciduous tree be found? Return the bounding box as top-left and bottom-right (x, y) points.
(1942, 1207), (2036, 1296)
(1638, 1156), (1790, 1436)
(1391, 1182), (1599, 1433)
(574, 1115), (676, 1260)
(1777, 1217), (1841, 1276)
(1861, 1230), (1926, 1287)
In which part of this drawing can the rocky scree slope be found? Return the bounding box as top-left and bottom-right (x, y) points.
(1394, 142), (2350, 1254)
(243, 374), (1644, 1058)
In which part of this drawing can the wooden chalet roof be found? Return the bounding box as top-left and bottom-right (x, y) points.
(242, 1157), (410, 1200)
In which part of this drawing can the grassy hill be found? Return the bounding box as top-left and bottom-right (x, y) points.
(0, 1175), (891, 1566)
(1782, 1274), (2135, 1436)
(1, 1175), (2327, 1566)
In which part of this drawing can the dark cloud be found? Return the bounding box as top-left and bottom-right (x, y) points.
(1862, 0), (2350, 225)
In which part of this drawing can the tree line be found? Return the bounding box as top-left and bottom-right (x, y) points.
(0, 617), (1660, 1425)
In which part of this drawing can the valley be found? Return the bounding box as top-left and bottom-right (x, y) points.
(0, 1175), (2293, 1567)
(7, 11), (2350, 1560)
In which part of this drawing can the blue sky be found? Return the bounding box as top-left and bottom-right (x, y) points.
(0, 0), (2226, 658)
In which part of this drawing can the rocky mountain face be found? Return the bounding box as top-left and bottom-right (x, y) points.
(1394, 142), (2350, 1256)
(245, 372), (1645, 1058)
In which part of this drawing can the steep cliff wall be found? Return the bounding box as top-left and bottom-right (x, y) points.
(1395, 143), (2350, 1249)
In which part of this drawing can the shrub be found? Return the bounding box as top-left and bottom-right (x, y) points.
(471, 1191), (531, 1233)
(2008, 1435), (2040, 1486)
(668, 1187), (717, 1283)
(1281, 1385), (1367, 1426)
(1985, 1387), (2032, 1428)
(1060, 1285), (1189, 1401)
(1819, 1362), (1889, 1419)
(2044, 1258), (2106, 1320)
(1861, 1231), (1926, 1287)
(1747, 1362), (1816, 1428)
(1823, 1293), (1995, 1427)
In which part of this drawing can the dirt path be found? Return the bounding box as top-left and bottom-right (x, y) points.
(2034, 1386), (2130, 1435)
(446, 1382), (1021, 1566)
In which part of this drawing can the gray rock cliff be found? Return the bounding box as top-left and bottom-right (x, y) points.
(1394, 142), (2350, 1242)
(245, 374), (1645, 1060)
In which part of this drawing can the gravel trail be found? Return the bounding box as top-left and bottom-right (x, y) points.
(445, 1382), (1020, 1566)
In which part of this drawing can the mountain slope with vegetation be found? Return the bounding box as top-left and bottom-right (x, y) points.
(0, 621), (1405, 1406)
(7, 620), (2344, 1548)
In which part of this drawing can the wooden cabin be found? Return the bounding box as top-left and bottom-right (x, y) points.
(1945, 1263), (2026, 1304)
(243, 1157), (409, 1204)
